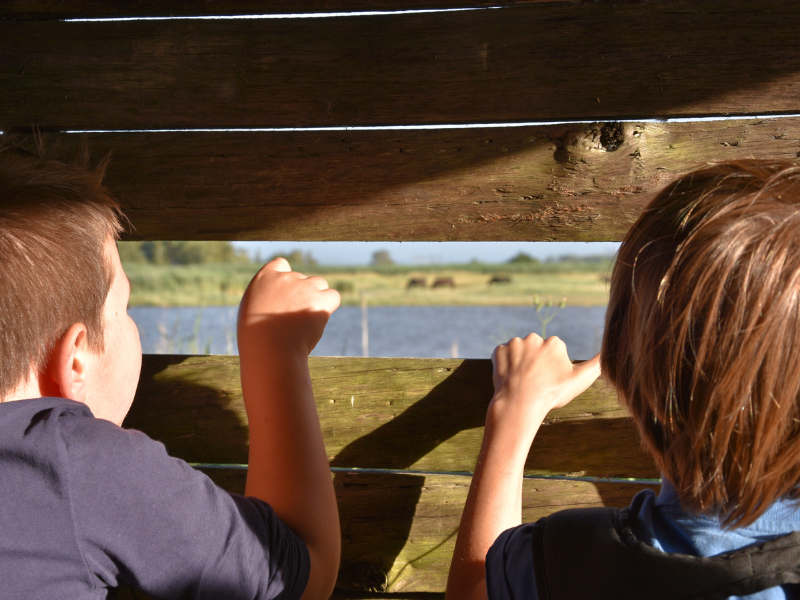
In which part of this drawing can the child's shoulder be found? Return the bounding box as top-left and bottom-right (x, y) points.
(0, 396), (91, 437)
(0, 395), (176, 474)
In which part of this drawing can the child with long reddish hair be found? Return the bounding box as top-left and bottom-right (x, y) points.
(448, 160), (800, 600)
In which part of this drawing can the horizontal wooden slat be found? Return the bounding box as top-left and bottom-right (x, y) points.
(124, 355), (658, 479)
(26, 117), (800, 241)
(2, 0), (555, 20)
(201, 468), (658, 593)
(2, 2), (800, 129)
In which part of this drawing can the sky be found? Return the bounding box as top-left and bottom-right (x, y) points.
(231, 241), (621, 266)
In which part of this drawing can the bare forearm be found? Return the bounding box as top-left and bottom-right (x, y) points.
(447, 338), (601, 600)
(234, 260), (341, 599)
(446, 404), (544, 600)
(240, 343), (339, 598)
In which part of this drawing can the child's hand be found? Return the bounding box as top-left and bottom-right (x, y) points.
(489, 334), (601, 435)
(237, 258), (340, 356)
(447, 337), (600, 600)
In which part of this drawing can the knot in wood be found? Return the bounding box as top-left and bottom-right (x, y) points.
(599, 122), (625, 152)
(577, 122), (626, 153)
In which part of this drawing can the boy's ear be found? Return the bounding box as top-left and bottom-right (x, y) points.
(42, 323), (91, 403)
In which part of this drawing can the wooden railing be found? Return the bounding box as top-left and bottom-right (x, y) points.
(123, 355), (657, 595)
(3, 1), (798, 597)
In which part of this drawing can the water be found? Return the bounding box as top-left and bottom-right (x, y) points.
(129, 305), (606, 360)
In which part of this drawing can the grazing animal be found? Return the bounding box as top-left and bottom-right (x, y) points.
(432, 277), (456, 288)
(489, 276), (512, 285)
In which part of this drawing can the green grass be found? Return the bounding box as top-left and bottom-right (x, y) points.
(124, 261), (613, 307)
(125, 263), (259, 306)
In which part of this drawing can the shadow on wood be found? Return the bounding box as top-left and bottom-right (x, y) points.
(335, 472), (425, 593)
(4, 3), (800, 129)
(124, 354), (250, 464)
(329, 360), (491, 472)
(6, 4), (800, 241)
(11, 116), (800, 242)
(328, 361), (485, 592)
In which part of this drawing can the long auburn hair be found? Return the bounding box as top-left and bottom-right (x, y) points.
(603, 160), (800, 526)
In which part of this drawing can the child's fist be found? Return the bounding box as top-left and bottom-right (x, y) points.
(489, 334), (600, 433)
(237, 258), (341, 356)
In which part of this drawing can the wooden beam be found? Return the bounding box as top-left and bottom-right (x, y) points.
(25, 117), (800, 241)
(2, 0), (559, 20)
(2, 2), (800, 129)
(125, 355), (658, 479)
(201, 467), (658, 593)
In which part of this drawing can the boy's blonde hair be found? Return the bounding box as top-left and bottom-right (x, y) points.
(0, 139), (123, 398)
(603, 160), (800, 526)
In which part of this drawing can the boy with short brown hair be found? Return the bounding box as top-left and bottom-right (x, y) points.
(0, 139), (340, 599)
(448, 160), (800, 600)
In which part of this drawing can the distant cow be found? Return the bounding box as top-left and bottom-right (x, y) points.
(407, 278), (426, 289)
(432, 277), (456, 288)
(489, 276), (512, 285)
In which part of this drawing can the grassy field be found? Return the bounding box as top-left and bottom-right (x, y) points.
(124, 260), (613, 307)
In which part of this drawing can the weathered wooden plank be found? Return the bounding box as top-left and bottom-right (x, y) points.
(125, 355), (658, 479)
(2, 0), (558, 20)
(201, 468), (658, 593)
(25, 117), (800, 241)
(3, 2), (800, 129)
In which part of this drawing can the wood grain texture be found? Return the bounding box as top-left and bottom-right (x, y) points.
(3, 2), (800, 129)
(201, 468), (658, 592)
(124, 355), (658, 479)
(26, 117), (800, 241)
(2, 0), (559, 20)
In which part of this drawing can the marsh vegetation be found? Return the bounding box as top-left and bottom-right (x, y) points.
(120, 241), (613, 307)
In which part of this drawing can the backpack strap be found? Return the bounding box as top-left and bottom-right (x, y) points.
(531, 517), (551, 600)
(531, 506), (800, 600)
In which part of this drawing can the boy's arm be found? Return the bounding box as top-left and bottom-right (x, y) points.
(237, 258), (341, 600)
(446, 335), (600, 600)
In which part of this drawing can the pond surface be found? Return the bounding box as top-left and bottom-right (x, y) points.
(129, 305), (607, 361)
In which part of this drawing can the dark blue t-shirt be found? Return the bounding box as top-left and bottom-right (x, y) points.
(0, 397), (309, 599)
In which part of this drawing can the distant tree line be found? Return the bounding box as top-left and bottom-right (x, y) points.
(506, 252), (614, 265)
(118, 241), (614, 268)
(275, 250), (318, 267)
(545, 253), (615, 264)
(507, 252), (539, 264)
(118, 241), (251, 265)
